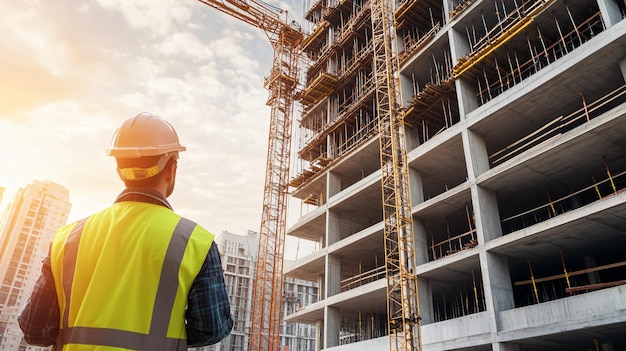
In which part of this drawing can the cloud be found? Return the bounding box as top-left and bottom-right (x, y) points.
(155, 32), (215, 61)
(0, 53), (72, 114)
(95, 0), (193, 37)
(0, 2), (102, 113)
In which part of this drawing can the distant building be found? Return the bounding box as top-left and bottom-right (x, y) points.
(0, 181), (71, 351)
(214, 230), (258, 351)
(194, 230), (317, 351)
(281, 261), (318, 351)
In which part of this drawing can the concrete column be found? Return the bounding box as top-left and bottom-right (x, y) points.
(400, 72), (414, 107)
(326, 254), (341, 297)
(462, 129), (490, 179)
(417, 278), (434, 324)
(442, 0), (453, 22)
(405, 124), (421, 151)
(327, 91), (336, 122)
(318, 274), (326, 300)
(327, 209), (340, 246)
(413, 218), (429, 265)
(472, 185), (503, 243)
(325, 306), (341, 348)
(492, 342), (520, 351)
(316, 320), (324, 350)
(328, 171), (341, 198)
(448, 27), (470, 63)
(456, 78), (480, 118)
(480, 251), (515, 333)
(448, 28), (479, 118)
(410, 169), (424, 205)
(597, 0), (624, 27)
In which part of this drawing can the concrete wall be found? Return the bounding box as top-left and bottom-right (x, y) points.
(499, 285), (626, 339)
(324, 336), (388, 351)
(422, 311), (491, 350)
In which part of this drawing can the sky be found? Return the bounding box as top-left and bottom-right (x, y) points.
(0, 0), (316, 260)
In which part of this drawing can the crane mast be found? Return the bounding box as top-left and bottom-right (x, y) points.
(196, 1), (303, 350)
(371, 0), (422, 350)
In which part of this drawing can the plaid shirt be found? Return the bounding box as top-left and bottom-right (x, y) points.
(18, 188), (233, 347)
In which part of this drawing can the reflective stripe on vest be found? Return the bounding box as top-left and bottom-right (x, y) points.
(58, 217), (196, 351)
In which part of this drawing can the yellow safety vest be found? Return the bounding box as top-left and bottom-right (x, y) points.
(49, 202), (214, 351)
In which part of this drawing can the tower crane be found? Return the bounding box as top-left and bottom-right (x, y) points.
(195, 1), (303, 351)
(198, 1), (421, 350)
(371, 0), (422, 350)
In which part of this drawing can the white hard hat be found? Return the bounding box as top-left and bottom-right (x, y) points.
(107, 113), (186, 180)
(107, 112), (186, 158)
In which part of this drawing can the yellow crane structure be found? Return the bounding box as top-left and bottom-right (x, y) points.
(370, 0), (422, 350)
(195, 1), (302, 350)
(198, 1), (421, 350)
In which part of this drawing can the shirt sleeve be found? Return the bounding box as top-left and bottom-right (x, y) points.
(185, 242), (234, 346)
(17, 252), (60, 346)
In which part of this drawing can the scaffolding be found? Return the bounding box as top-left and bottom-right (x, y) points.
(432, 270), (486, 322)
(501, 157), (626, 235)
(395, 0), (459, 147)
(484, 84), (626, 235)
(453, 0), (558, 78)
(396, 0), (444, 65)
(339, 310), (388, 345)
(489, 85), (626, 167)
(513, 250), (626, 308)
(293, 0), (380, 189)
(428, 205), (478, 261)
(450, 0), (607, 107)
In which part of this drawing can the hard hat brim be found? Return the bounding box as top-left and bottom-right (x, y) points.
(107, 144), (186, 158)
(107, 113), (186, 158)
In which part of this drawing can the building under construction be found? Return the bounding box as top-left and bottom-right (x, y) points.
(284, 0), (626, 350)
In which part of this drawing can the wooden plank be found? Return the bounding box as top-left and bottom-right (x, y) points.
(565, 280), (626, 292)
(514, 261), (626, 286)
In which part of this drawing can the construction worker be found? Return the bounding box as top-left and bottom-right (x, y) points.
(18, 113), (233, 350)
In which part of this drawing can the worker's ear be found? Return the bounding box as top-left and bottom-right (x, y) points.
(165, 158), (177, 181)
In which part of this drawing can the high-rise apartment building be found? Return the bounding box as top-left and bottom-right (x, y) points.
(0, 180), (71, 350)
(210, 230), (258, 351)
(285, 0), (626, 350)
(199, 230), (318, 351)
(279, 268), (318, 351)
(281, 261), (318, 351)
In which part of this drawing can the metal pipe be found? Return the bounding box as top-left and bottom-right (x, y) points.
(528, 261), (540, 304)
(603, 156), (617, 194)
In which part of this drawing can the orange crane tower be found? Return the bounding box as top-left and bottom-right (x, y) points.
(196, 1), (303, 350)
